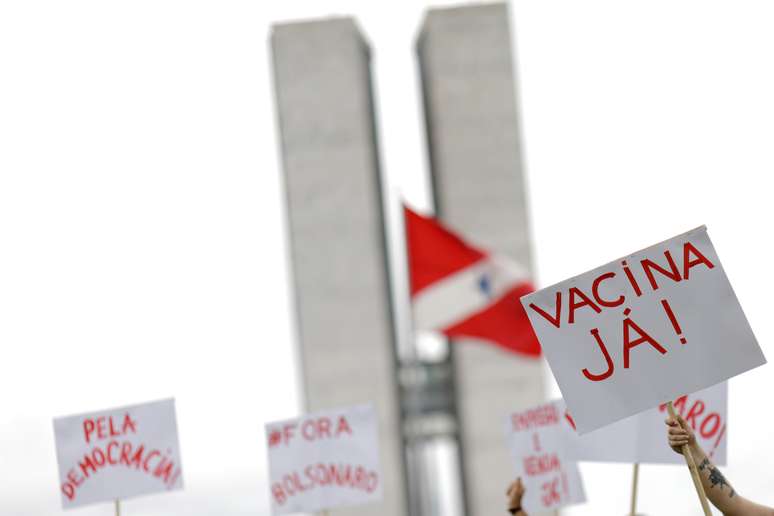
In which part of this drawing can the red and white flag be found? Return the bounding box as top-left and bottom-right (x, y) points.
(404, 206), (541, 357)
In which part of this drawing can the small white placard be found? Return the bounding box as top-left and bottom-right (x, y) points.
(563, 382), (728, 465)
(504, 401), (586, 512)
(266, 403), (383, 514)
(53, 398), (183, 509)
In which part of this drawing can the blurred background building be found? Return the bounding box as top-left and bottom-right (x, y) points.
(271, 17), (409, 516)
(417, 4), (545, 516)
(271, 3), (545, 515)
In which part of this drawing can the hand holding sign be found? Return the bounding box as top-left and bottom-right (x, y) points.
(506, 478), (525, 513)
(522, 227), (765, 435)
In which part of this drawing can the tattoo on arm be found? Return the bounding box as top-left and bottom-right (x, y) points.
(704, 462), (735, 498)
(708, 467), (728, 489)
(697, 457), (735, 498)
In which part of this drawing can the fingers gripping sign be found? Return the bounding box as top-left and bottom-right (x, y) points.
(507, 478), (525, 511)
(666, 414), (696, 454)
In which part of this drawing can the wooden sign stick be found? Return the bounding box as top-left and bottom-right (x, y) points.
(666, 401), (712, 516)
(629, 462), (640, 516)
(115, 499), (121, 516)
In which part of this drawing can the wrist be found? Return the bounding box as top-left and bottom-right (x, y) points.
(687, 441), (703, 457)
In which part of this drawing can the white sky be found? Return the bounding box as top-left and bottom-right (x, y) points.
(1, 1), (773, 515)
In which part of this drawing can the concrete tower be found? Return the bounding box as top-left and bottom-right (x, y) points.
(271, 18), (408, 516)
(417, 3), (547, 515)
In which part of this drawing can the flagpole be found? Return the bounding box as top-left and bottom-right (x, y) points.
(666, 401), (712, 516)
(115, 499), (121, 516)
(629, 463), (639, 516)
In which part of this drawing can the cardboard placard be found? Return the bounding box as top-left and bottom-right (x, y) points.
(53, 398), (183, 509)
(266, 404), (383, 514)
(504, 401), (586, 512)
(563, 382), (728, 465)
(522, 227), (764, 433)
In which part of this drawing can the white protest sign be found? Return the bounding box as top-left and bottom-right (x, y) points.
(562, 382), (728, 465)
(266, 403), (383, 514)
(522, 226), (765, 434)
(53, 398), (183, 509)
(638, 382), (727, 464)
(504, 401), (586, 513)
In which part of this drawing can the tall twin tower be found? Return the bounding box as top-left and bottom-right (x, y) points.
(271, 3), (545, 515)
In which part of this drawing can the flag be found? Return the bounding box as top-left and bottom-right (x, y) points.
(404, 205), (541, 357)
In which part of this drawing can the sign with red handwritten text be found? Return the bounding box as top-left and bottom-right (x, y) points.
(53, 398), (183, 509)
(266, 404), (383, 515)
(562, 382), (728, 465)
(504, 402), (586, 513)
(522, 226), (764, 434)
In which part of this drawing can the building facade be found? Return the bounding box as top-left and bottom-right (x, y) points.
(418, 4), (547, 515)
(271, 17), (408, 516)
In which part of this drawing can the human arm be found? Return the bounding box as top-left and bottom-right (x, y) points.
(506, 478), (527, 515)
(667, 415), (774, 516)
